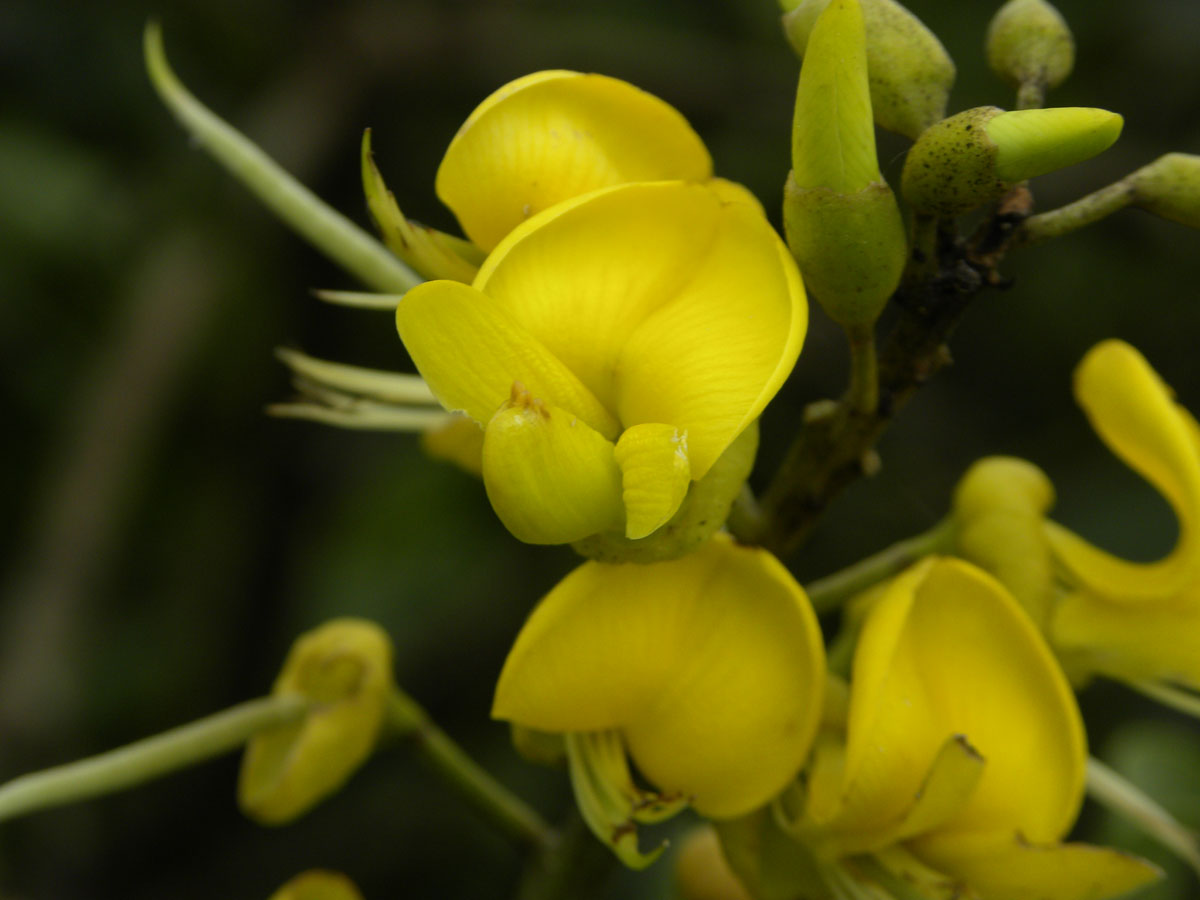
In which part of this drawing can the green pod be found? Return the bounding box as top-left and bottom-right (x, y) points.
(571, 421), (759, 564)
(783, 176), (907, 328)
(902, 106), (1123, 215)
(782, 0), (955, 139)
(1132, 153), (1200, 229)
(986, 0), (1075, 92)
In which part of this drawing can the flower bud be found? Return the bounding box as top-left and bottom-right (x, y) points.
(786, 0), (906, 327)
(986, 0), (1074, 93)
(239, 619), (394, 825)
(902, 106), (1123, 215)
(1131, 153), (1200, 229)
(268, 870), (364, 900)
(782, 0), (954, 139)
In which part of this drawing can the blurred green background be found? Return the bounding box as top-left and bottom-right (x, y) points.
(2, 0), (1199, 897)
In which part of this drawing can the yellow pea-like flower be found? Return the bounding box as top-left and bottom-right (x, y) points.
(397, 181), (806, 548)
(787, 558), (1159, 900)
(492, 535), (825, 865)
(239, 620), (394, 825)
(1047, 340), (1200, 690)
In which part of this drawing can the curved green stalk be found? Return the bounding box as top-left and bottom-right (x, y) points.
(0, 695), (307, 824)
(144, 22), (421, 294)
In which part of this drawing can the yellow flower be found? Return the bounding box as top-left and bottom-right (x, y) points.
(1045, 339), (1200, 690)
(784, 557), (1158, 900)
(492, 534), (825, 866)
(396, 180), (806, 546)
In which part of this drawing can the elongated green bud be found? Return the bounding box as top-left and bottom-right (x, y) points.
(986, 0), (1074, 94)
(902, 106), (1123, 215)
(786, 0), (906, 327)
(782, 0), (954, 139)
(1131, 153), (1200, 229)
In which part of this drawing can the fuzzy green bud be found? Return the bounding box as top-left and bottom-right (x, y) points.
(787, 0), (905, 327)
(782, 0), (955, 139)
(902, 106), (1123, 215)
(1131, 153), (1200, 229)
(986, 0), (1074, 93)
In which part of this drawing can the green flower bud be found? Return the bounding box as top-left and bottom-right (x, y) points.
(901, 106), (1123, 215)
(782, 0), (955, 139)
(786, 0), (906, 327)
(571, 420), (758, 564)
(986, 0), (1075, 93)
(239, 619), (394, 825)
(1131, 153), (1200, 229)
(268, 870), (364, 900)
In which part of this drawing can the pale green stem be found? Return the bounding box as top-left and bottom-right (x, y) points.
(0, 695), (307, 825)
(846, 325), (878, 416)
(386, 691), (556, 854)
(311, 289), (406, 311)
(1015, 179), (1136, 247)
(1016, 80), (1046, 111)
(1087, 756), (1200, 878)
(1126, 679), (1200, 720)
(144, 23), (421, 295)
(805, 517), (957, 615)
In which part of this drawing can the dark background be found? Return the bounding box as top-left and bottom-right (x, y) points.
(2, 0), (1199, 897)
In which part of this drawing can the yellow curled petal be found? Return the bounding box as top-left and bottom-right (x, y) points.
(1048, 340), (1200, 604)
(268, 870), (365, 900)
(952, 457), (1057, 627)
(834, 559), (1085, 853)
(437, 71), (712, 251)
(614, 423), (692, 540)
(1051, 587), (1200, 689)
(239, 620), (394, 825)
(482, 385), (624, 545)
(924, 835), (1161, 900)
(395, 279), (619, 438)
(476, 181), (806, 478)
(493, 534), (825, 818)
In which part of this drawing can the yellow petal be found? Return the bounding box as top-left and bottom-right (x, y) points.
(1047, 340), (1200, 604)
(436, 71), (712, 250)
(481, 385), (624, 544)
(614, 423), (692, 540)
(239, 620), (394, 825)
(1051, 586), (1200, 689)
(924, 836), (1161, 900)
(395, 279), (619, 438)
(475, 181), (806, 478)
(420, 413), (484, 476)
(675, 826), (754, 900)
(492, 534), (825, 818)
(952, 457), (1057, 627)
(835, 559), (1085, 853)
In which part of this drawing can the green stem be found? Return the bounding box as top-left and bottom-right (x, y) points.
(1014, 178), (1136, 248)
(1126, 679), (1200, 720)
(0, 695), (307, 824)
(726, 484), (767, 545)
(386, 691), (556, 854)
(1087, 756), (1200, 877)
(144, 22), (421, 295)
(805, 517), (956, 615)
(902, 213), (938, 287)
(515, 812), (615, 900)
(846, 325), (878, 416)
(1016, 80), (1046, 111)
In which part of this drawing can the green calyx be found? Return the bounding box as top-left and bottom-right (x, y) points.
(986, 0), (1075, 94)
(783, 176), (906, 328)
(571, 420), (759, 564)
(1132, 153), (1200, 229)
(901, 106), (1123, 215)
(782, 0), (954, 139)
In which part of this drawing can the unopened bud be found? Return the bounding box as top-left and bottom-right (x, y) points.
(986, 0), (1074, 93)
(268, 870), (364, 900)
(239, 619), (394, 825)
(902, 106), (1123, 215)
(783, 0), (954, 139)
(1131, 153), (1200, 230)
